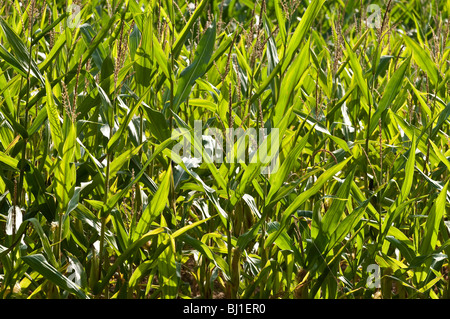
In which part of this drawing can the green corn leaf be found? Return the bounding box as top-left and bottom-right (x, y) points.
(54, 121), (76, 215)
(282, 0), (325, 73)
(377, 133), (418, 241)
(0, 17), (44, 84)
(142, 102), (171, 142)
(31, 12), (67, 45)
(171, 215), (214, 238)
(109, 144), (143, 179)
(344, 39), (370, 105)
(430, 101), (450, 139)
(0, 151), (18, 170)
(38, 27), (67, 73)
(320, 169), (355, 238)
(94, 227), (166, 294)
(133, 165), (172, 240)
(134, 8), (154, 94)
(103, 133), (177, 214)
(22, 254), (89, 299)
(27, 106), (48, 136)
(265, 156), (352, 248)
(232, 107), (293, 206)
(171, 0), (208, 58)
(273, 37), (310, 125)
(107, 96), (144, 152)
(171, 21), (216, 113)
(0, 108), (28, 139)
(430, 140), (450, 171)
(408, 79), (432, 120)
(178, 234), (215, 262)
(401, 133), (416, 201)
(368, 55), (411, 135)
(420, 181), (449, 256)
(152, 33), (172, 80)
(0, 73), (15, 116)
(128, 259), (158, 292)
(0, 43), (28, 77)
(326, 200), (370, 256)
(266, 128), (312, 204)
(391, 110), (440, 165)
(157, 233), (178, 298)
(385, 236), (415, 264)
(96, 83), (114, 129)
(403, 35), (439, 86)
(273, 0), (286, 45)
(27, 218), (57, 267)
(110, 209), (130, 252)
(171, 112), (228, 193)
(45, 74), (63, 154)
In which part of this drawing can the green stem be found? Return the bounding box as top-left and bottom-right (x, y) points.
(98, 92), (114, 292)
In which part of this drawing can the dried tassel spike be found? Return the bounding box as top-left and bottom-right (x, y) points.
(233, 56), (242, 116)
(228, 82), (234, 130)
(61, 81), (78, 123)
(206, 7), (213, 30)
(28, 0), (36, 38)
(258, 99), (264, 130)
(49, 28), (54, 50)
(61, 81), (71, 114)
(246, 13), (255, 50)
(379, 119), (383, 186)
(222, 31), (238, 81)
(173, 1), (187, 25)
(15, 1), (27, 39)
(117, 71), (135, 100)
(84, 58), (91, 92)
(213, 60), (225, 83)
(333, 10), (343, 76)
(217, 0), (225, 35)
(130, 168), (136, 216)
(114, 23), (125, 94)
(106, 0), (112, 17)
(73, 55), (83, 112)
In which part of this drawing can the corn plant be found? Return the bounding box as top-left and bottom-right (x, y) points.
(0, 0), (449, 299)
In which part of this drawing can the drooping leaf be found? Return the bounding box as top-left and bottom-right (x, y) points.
(368, 55), (411, 135)
(265, 156), (352, 248)
(404, 35), (439, 85)
(22, 254), (89, 299)
(344, 39), (370, 104)
(0, 17), (45, 84)
(420, 181), (449, 256)
(171, 21), (216, 113)
(282, 0), (325, 73)
(133, 165), (172, 240)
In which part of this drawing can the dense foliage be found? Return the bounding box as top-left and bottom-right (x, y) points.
(0, 0), (450, 299)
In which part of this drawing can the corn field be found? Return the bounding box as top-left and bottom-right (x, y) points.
(0, 0), (450, 299)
